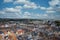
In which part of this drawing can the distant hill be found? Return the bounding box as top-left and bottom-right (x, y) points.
(0, 18), (43, 21)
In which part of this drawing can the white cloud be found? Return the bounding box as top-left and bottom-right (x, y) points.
(46, 11), (55, 13)
(24, 12), (31, 16)
(22, 12), (43, 19)
(23, 2), (37, 9)
(47, 7), (53, 11)
(36, 14), (40, 17)
(0, 11), (5, 14)
(5, 7), (22, 17)
(43, 14), (48, 17)
(39, 6), (47, 10)
(3, 6), (22, 14)
(38, 0), (60, 14)
(49, 0), (60, 6)
(0, 6), (22, 18)
(22, 12), (31, 18)
(4, 0), (13, 2)
(15, 6), (22, 9)
(22, 12), (49, 19)
(14, 0), (38, 9)
(54, 7), (60, 12)
(46, 10), (55, 13)
(45, 7), (55, 13)
(35, 14), (48, 19)
(46, 0), (60, 13)
(2, 0), (60, 19)
(4, 8), (20, 13)
(14, 0), (30, 4)
(39, 6), (56, 14)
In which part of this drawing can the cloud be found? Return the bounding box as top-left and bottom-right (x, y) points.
(14, 0), (38, 9)
(0, 11), (5, 14)
(15, 6), (22, 9)
(54, 7), (60, 12)
(38, 6), (55, 13)
(24, 12), (31, 16)
(49, 0), (60, 6)
(39, 6), (46, 10)
(2, 0), (60, 19)
(4, 0), (13, 3)
(5, 8), (20, 13)
(43, 14), (48, 17)
(46, 10), (55, 13)
(39, 6), (56, 13)
(22, 11), (49, 19)
(38, 0), (60, 14)
(46, 0), (60, 13)
(22, 12), (38, 18)
(0, 6), (22, 18)
(3, 6), (22, 14)
(5, 7), (21, 15)
(23, 2), (38, 9)
(22, 12), (31, 18)
(35, 14), (49, 19)
(14, 0), (30, 4)
(46, 7), (53, 11)
(45, 7), (55, 13)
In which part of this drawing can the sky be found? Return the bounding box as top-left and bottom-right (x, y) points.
(0, 0), (60, 20)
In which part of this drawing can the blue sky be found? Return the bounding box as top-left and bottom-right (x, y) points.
(0, 0), (60, 20)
